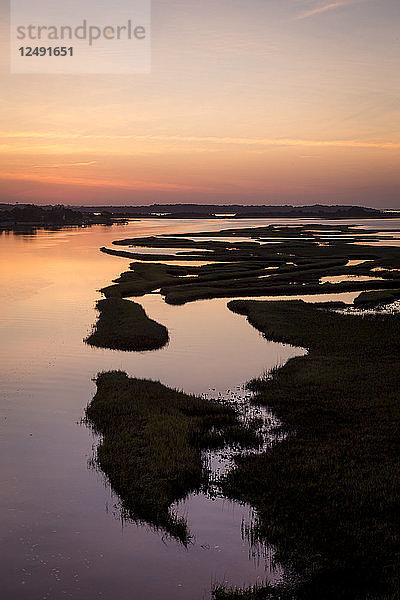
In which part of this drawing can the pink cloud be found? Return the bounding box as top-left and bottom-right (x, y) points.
(296, 0), (368, 20)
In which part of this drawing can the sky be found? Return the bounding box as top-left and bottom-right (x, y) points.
(0, 0), (399, 207)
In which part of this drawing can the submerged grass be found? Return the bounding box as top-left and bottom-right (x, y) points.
(85, 298), (169, 351)
(213, 583), (296, 600)
(221, 300), (400, 599)
(85, 371), (260, 543)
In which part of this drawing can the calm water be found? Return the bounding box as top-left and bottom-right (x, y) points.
(0, 217), (398, 600)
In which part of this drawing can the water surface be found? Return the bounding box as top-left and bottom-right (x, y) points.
(0, 216), (396, 599)
(0, 219), (302, 600)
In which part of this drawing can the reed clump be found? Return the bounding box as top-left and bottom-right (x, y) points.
(85, 298), (169, 351)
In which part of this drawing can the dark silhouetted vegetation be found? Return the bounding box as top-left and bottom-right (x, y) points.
(354, 288), (400, 306)
(0, 203), (116, 231)
(100, 262), (182, 298)
(89, 222), (400, 598)
(213, 583), (296, 600)
(100, 224), (400, 305)
(85, 298), (169, 351)
(85, 371), (260, 543)
(75, 203), (397, 219)
(220, 299), (400, 599)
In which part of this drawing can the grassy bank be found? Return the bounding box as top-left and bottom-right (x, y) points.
(85, 298), (169, 351)
(162, 278), (397, 305)
(85, 371), (260, 543)
(220, 300), (400, 599)
(100, 261), (202, 298)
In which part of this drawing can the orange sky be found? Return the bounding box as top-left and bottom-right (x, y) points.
(1, 0), (399, 206)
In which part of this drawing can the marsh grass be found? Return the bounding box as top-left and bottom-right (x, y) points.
(354, 288), (400, 306)
(85, 371), (261, 543)
(91, 223), (400, 597)
(85, 298), (169, 351)
(212, 583), (297, 600)
(162, 279), (399, 305)
(100, 262), (180, 298)
(101, 225), (400, 304)
(221, 300), (400, 599)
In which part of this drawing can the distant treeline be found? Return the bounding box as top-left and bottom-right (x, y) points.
(0, 204), (113, 227)
(1, 203), (397, 222)
(75, 203), (396, 219)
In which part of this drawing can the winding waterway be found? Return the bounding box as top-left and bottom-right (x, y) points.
(1, 217), (399, 599)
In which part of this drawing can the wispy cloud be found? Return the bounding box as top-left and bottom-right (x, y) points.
(0, 171), (202, 192)
(133, 135), (400, 150)
(32, 161), (97, 169)
(295, 0), (367, 20)
(0, 132), (399, 151)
